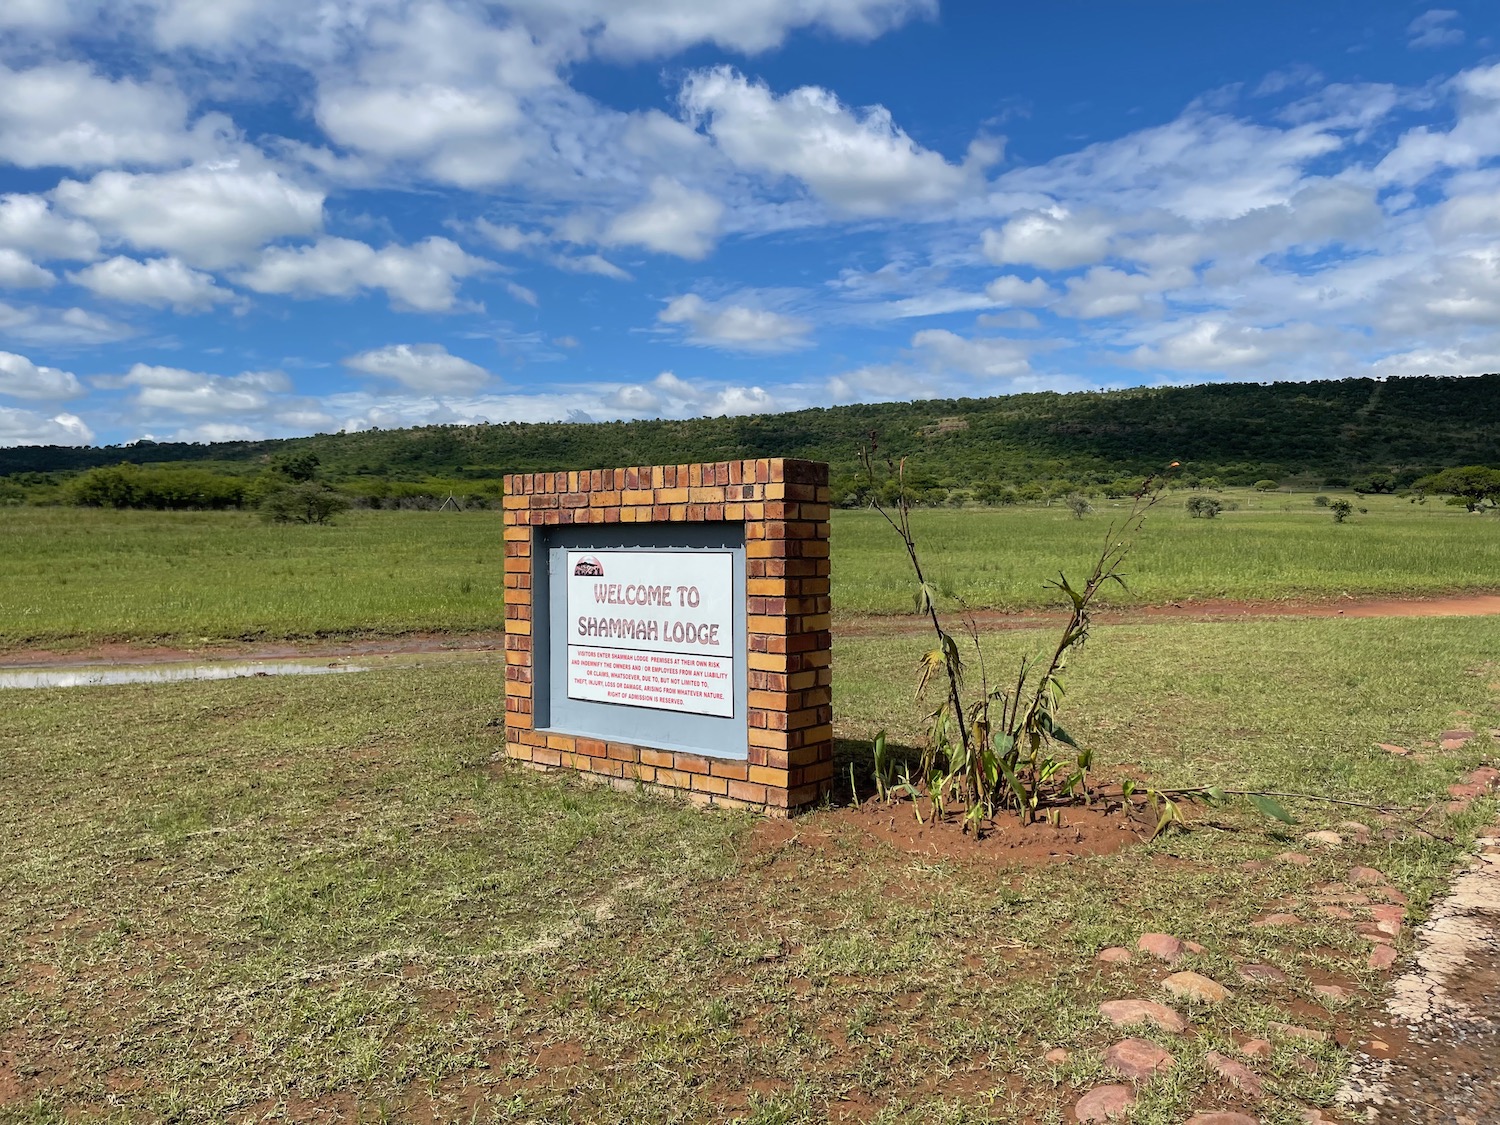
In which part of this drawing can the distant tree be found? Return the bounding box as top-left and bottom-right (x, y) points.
(269, 451), (320, 482)
(1417, 465), (1500, 512)
(1254, 479), (1278, 492)
(1065, 493), (1093, 519)
(1199, 477), (1223, 491)
(1329, 498), (1354, 523)
(1313, 494), (1330, 507)
(1185, 495), (1222, 518)
(259, 483), (351, 525)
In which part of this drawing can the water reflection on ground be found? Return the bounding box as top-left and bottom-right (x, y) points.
(0, 662), (369, 689)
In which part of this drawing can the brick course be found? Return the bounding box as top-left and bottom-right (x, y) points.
(501, 458), (832, 815)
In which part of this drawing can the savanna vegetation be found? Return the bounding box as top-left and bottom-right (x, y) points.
(2, 488), (1498, 651)
(2, 374), (1499, 511)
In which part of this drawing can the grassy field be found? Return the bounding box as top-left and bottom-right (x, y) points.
(1, 493), (1497, 649)
(2, 615), (1497, 1122)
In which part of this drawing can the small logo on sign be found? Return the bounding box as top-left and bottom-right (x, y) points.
(573, 556), (604, 576)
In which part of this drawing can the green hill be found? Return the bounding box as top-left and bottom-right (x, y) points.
(4, 375), (1498, 503)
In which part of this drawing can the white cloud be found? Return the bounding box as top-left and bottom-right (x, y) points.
(238, 236), (489, 311)
(603, 177), (724, 260)
(70, 256), (232, 311)
(504, 281), (538, 307)
(680, 66), (979, 216)
(553, 253), (632, 281)
(117, 364), (293, 416)
(910, 329), (1032, 378)
(0, 406), (93, 446)
(985, 275), (1054, 306)
(1129, 318), (1324, 371)
(0, 351), (83, 400)
(54, 162), (325, 269)
(1060, 266), (1189, 319)
(0, 61), (228, 170)
(0, 194), (100, 261)
(982, 207), (1113, 270)
(0, 300), (133, 346)
(1374, 63), (1500, 186)
(1408, 9), (1463, 50)
(343, 343), (493, 393)
(1371, 337), (1500, 377)
(658, 293), (812, 351)
(507, 0), (935, 59)
(0, 250), (54, 289)
(601, 370), (777, 416)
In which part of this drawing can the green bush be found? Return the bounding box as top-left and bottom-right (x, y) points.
(1254, 479), (1278, 492)
(1329, 498), (1354, 523)
(259, 483), (352, 525)
(1185, 495), (1222, 518)
(1313, 494), (1330, 507)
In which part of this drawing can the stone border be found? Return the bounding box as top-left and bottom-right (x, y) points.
(502, 458), (833, 815)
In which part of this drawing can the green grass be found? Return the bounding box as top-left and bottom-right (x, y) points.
(2, 616), (1497, 1122)
(2, 494), (1496, 649)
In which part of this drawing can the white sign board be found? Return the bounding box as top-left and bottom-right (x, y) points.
(565, 549), (735, 718)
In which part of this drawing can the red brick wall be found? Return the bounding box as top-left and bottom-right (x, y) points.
(501, 458), (832, 814)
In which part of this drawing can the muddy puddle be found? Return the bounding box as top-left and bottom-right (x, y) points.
(0, 661), (369, 690)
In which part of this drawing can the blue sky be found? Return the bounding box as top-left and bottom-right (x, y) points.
(0, 1), (1497, 448)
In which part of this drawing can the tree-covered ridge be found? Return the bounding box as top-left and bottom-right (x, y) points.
(3, 375), (1498, 492)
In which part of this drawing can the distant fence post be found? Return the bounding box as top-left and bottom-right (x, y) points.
(502, 458), (833, 815)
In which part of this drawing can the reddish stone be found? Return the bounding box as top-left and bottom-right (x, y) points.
(1375, 742), (1408, 755)
(1136, 932), (1184, 962)
(1439, 729), (1476, 749)
(1104, 1038), (1174, 1081)
(1185, 1115), (1259, 1125)
(1098, 999), (1189, 1034)
(1368, 945), (1399, 970)
(1206, 1050), (1266, 1099)
(1097, 947), (1133, 964)
(1270, 1022), (1329, 1043)
(1044, 1047), (1071, 1065)
(1238, 963), (1288, 985)
(1304, 830), (1343, 847)
(1349, 866), (1388, 885)
(1073, 1084), (1135, 1122)
(1317, 905), (1353, 920)
(1370, 904), (1405, 936)
(1184, 940), (1206, 954)
(1275, 851), (1313, 865)
(1240, 1038), (1273, 1060)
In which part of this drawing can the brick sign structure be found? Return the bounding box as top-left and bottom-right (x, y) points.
(502, 458), (833, 814)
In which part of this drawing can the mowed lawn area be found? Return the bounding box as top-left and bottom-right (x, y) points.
(2, 493), (1498, 648)
(2, 615), (1497, 1123)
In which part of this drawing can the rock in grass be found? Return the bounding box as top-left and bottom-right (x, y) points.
(1368, 945), (1399, 970)
(1270, 1021), (1329, 1043)
(1104, 1037), (1174, 1080)
(1237, 963), (1287, 985)
(1206, 1050), (1265, 1099)
(1043, 1046), (1070, 1065)
(1439, 729), (1476, 750)
(1136, 932), (1184, 962)
(1303, 830), (1343, 847)
(1239, 1038), (1273, 1060)
(1275, 851), (1313, 865)
(1349, 865), (1388, 885)
(1162, 971), (1230, 1003)
(1098, 998), (1189, 1034)
(1185, 1114), (1259, 1125)
(1313, 983), (1355, 1002)
(1097, 946), (1133, 964)
(1074, 1084), (1135, 1122)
